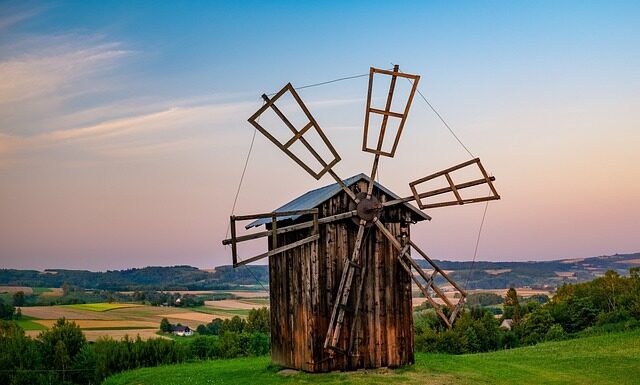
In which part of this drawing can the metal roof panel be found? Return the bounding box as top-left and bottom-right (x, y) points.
(245, 173), (430, 229)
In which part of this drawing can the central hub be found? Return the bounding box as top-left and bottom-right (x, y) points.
(350, 192), (383, 227)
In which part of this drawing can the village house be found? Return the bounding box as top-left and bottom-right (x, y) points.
(172, 325), (193, 337)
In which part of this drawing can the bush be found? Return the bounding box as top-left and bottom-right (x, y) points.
(545, 324), (567, 341)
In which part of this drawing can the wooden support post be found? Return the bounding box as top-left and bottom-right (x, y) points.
(271, 215), (278, 249)
(230, 216), (238, 267)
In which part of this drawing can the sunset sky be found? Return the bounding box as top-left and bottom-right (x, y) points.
(1, 1), (638, 270)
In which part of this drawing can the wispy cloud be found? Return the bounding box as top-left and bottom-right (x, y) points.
(0, 6), (42, 30)
(0, 40), (131, 104)
(1, 100), (255, 160)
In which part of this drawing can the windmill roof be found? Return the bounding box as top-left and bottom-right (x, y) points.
(246, 173), (431, 229)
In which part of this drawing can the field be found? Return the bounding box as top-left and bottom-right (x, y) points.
(103, 330), (640, 385)
(16, 296), (270, 341)
(62, 303), (142, 312)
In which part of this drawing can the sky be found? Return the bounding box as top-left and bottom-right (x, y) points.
(0, 1), (638, 271)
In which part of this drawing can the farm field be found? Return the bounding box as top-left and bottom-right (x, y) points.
(62, 303), (142, 312)
(103, 330), (640, 385)
(16, 298), (270, 341)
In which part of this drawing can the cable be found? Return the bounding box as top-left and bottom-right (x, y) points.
(221, 103), (269, 293)
(410, 80), (476, 159)
(463, 201), (489, 292)
(224, 104), (262, 241)
(266, 72), (371, 97)
(241, 263), (269, 293)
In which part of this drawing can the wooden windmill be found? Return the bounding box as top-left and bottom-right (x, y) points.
(222, 65), (500, 372)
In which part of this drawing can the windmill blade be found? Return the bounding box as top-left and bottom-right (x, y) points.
(381, 158), (500, 209)
(362, 65), (419, 158)
(224, 209), (320, 267)
(324, 220), (367, 353)
(247, 83), (359, 202)
(408, 158), (500, 209)
(373, 220), (466, 327)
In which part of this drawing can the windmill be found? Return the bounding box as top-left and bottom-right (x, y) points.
(222, 65), (500, 372)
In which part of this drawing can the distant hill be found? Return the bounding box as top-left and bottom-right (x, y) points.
(1, 252), (638, 291)
(0, 265), (268, 291)
(424, 252), (640, 290)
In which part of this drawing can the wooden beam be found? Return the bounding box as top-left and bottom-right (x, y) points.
(362, 66), (420, 158)
(247, 83), (341, 180)
(222, 209), (357, 245)
(397, 255), (451, 328)
(230, 216), (238, 267)
(283, 121), (314, 149)
(407, 158), (500, 210)
(325, 220), (366, 351)
(234, 209), (318, 221)
(233, 234), (320, 267)
(408, 240), (466, 296)
(368, 108), (404, 119)
(383, 176), (497, 208)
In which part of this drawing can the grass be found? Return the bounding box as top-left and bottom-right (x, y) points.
(62, 303), (141, 312)
(15, 315), (48, 331)
(103, 330), (640, 385)
(31, 287), (53, 295)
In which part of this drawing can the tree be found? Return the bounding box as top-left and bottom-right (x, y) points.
(246, 307), (270, 333)
(521, 308), (553, 344)
(0, 299), (15, 320)
(224, 316), (246, 333)
(62, 282), (72, 296)
(545, 324), (566, 341)
(38, 318), (86, 384)
(196, 324), (209, 335)
(160, 317), (173, 333)
(12, 291), (26, 307)
(207, 318), (224, 335)
(503, 287), (521, 323)
(0, 321), (46, 385)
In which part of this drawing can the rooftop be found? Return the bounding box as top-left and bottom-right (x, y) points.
(246, 173), (430, 229)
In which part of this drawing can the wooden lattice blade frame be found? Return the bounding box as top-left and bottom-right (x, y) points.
(397, 240), (467, 327)
(372, 220), (466, 328)
(247, 83), (341, 180)
(409, 158), (500, 209)
(226, 209), (319, 267)
(362, 66), (420, 157)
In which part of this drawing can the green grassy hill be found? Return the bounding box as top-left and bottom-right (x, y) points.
(103, 330), (640, 385)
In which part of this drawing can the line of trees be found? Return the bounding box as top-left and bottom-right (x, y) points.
(414, 268), (640, 354)
(1, 307), (272, 385)
(5, 284), (213, 308)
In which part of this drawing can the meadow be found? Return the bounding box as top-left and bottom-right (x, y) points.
(103, 330), (640, 385)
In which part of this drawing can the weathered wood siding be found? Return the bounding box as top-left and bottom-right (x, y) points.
(268, 181), (415, 372)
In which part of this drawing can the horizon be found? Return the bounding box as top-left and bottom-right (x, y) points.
(1, 1), (639, 270)
(4, 250), (639, 273)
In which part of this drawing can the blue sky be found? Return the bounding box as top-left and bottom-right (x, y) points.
(0, 1), (639, 270)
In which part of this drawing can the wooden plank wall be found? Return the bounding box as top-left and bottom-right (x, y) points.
(269, 181), (414, 372)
